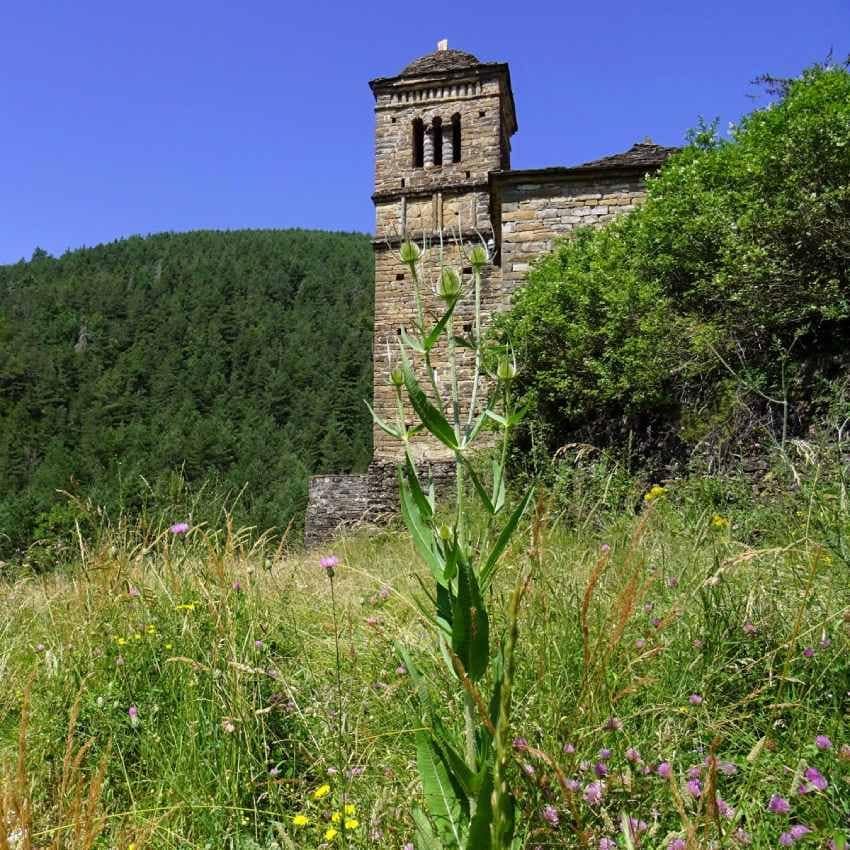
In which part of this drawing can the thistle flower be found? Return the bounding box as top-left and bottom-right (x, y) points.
(719, 760), (738, 776)
(625, 747), (642, 764)
(513, 737), (529, 751)
(599, 839), (617, 850)
(768, 794), (790, 813)
(594, 762), (609, 778)
(820, 636), (832, 648)
(522, 762), (535, 778)
(733, 828), (752, 845)
(437, 267), (461, 301)
(169, 522), (189, 535)
(399, 240), (421, 266)
(563, 742), (576, 754)
(743, 622), (757, 635)
(635, 638), (646, 649)
(584, 781), (604, 805)
(815, 735), (832, 750)
(799, 766), (827, 793)
(803, 646), (815, 658)
(689, 693), (703, 705)
(320, 555), (339, 576)
(668, 839), (686, 850)
(566, 777), (580, 792)
(685, 778), (702, 798)
(128, 705), (139, 727)
(667, 576), (679, 588)
(716, 796), (735, 818)
(686, 765), (702, 780)
(657, 761), (672, 779)
(598, 748), (612, 760)
(605, 716), (623, 732)
(128, 586), (141, 598)
(541, 805), (559, 827)
(626, 818), (647, 836)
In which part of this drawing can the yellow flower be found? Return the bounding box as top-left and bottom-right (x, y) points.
(331, 812), (341, 824)
(324, 828), (338, 841)
(128, 844), (137, 850)
(292, 814), (310, 827)
(175, 603), (196, 612)
(644, 484), (666, 503)
(344, 803), (356, 815)
(116, 637), (127, 646)
(164, 643), (173, 650)
(711, 514), (729, 529)
(312, 783), (331, 800)
(146, 624), (156, 634)
(344, 818), (359, 830)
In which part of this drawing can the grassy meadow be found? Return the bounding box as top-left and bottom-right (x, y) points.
(1, 450), (848, 850)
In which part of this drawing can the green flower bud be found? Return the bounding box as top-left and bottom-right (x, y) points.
(497, 356), (516, 382)
(468, 244), (489, 269)
(399, 241), (421, 266)
(389, 366), (404, 387)
(438, 267), (461, 302)
(438, 524), (453, 541)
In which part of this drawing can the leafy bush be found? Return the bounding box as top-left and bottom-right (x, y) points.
(499, 63), (850, 463)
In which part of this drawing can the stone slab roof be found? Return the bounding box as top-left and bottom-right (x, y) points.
(578, 142), (679, 170)
(400, 48), (481, 76)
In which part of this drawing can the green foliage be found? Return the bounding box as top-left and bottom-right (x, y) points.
(0, 229), (374, 558)
(499, 63), (850, 458)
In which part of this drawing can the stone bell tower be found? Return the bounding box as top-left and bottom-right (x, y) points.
(367, 41), (517, 492)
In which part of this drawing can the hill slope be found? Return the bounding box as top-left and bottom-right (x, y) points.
(0, 229), (374, 557)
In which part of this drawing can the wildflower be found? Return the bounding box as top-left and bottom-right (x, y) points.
(522, 762), (535, 778)
(331, 812), (341, 824)
(799, 766), (827, 793)
(513, 737), (529, 751)
(563, 742), (576, 754)
(768, 794), (790, 813)
(164, 643), (172, 650)
(583, 781), (604, 805)
(347, 766), (365, 778)
(320, 555), (339, 576)
(743, 622), (757, 635)
(254, 640), (264, 649)
(669, 839), (686, 850)
(686, 765), (702, 780)
(605, 717), (623, 732)
(169, 522), (190, 535)
(541, 805), (559, 827)
(820, 636), (832, 649)
(789, 825), (811, 840)
(716, 796), (735, 818)
(128, 586), (141, 598)
(693, 638), (703, 649)
(719, 760), (737, 776)
(395, 665), (407, 676)
(651, 617), (662, 628)
(116, 637), (127, 647)
(324, 827), (338, 840)
(232, 581), (242, 592)
(644, 484), (666, 502)
(685, 779), (702, 798)
(711, 514), (729, 529)
(128, 705), (139, 728)
(378, 584), (391, 601)
(626, 818), (647, 837)
(579, 760), (591, 772)
(600, 543), (611, 554)
(344, 818), (359, 830)
(292, 814), (310, 827)
(803, 647), (815, 658)
(815, 735), (832, 750)
(599, 839), (617, 850)
(625, 747), (641, 764)
(313, 783), (331, 800)
(403, 844), (414, 850)
(733, 828), (752, 845)
(35, 643), (45, 652)
(644, 601), (655, 613)
(269, 766), (280, 778)
(667, 576), (679, 588)
(598, 748), (612, 760)
(594, 762), (609, 778)
(344, 804), (356, 816)
(635, 638), (646, 650)
(566, 777), (580, 792)
(689, 693), (703, 705)
(222, 720), (236, 734)
(657, 761), (672, 779)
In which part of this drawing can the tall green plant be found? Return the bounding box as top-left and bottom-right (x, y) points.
(369, 238), (532, 850)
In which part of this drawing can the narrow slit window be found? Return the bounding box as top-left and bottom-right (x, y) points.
(412, 118), (424, 168)
(451, 113), (461, 163)
(432, 117), (443, 166)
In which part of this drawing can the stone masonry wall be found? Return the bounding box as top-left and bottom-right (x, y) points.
(304, 474), (368, 546)
(499, 173), (647, 295)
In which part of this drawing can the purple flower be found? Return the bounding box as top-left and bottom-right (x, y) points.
(626, 818), (647, 836)
(685, 778), (702, 798)
(254, 639), (264, 649)
(634, 638), (646, 650)
(403, 844), (414, 850)
(716, 796), (734, 819)
(667, 576), (679, 588)
(594, 762), (609, 778)
(565, 777), (580, 792)
(789, 825), (810, 840)
(128, 705), (139, 728)
(378, 584), (391, 601)
(815, 735), (832, 750)
(742, 621), (757, 635)
(269, 766), (280, 777)
(689, 693), (703, 705)
(768, 794), (790, 813)
(169, 522), (190, 535)
(522, 762), (535, 778)
(686, 764), (702, 780)
(719, 760), (738, 776)
(599, 839), (617, 850)
(513, 737), (529, 751)
(803, 646), (815, 658)
(583, 781), (604, 805)
(232, 580), (242, 592)
(128, 586), (141, 598)
(657, 761), (672, 779)
(600, 543), (611, 554)
(605, 716), (623, 732)
(651, 617), (662, 628)
(625, 747), (641, 764)
(563, 742), (576, 754)
(780, 832), (794, 847)
(799, 766), (827, 793)
(598, 748), (612, 760)
(395, 665), (407, 676)
(668, 840), (686, 850)
(541, 805), (559, 827)
(733, 828), (752, 845)
(320, 555), (339, 576)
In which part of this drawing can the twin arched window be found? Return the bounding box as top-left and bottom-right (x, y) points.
(411, 113), (462, 168)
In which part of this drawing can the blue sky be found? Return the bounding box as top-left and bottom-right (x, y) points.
(1, 0), (846, 264)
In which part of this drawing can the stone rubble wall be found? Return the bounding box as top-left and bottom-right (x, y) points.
(499, 174), (647, 295)
(304, 474), (369, 547)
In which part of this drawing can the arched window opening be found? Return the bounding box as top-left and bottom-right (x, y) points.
(412, 118), (424, 168)
(451, 113), (461, 163)
(432, 117), (443, 166)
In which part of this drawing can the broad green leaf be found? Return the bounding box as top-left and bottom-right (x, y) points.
(479, 488), (534, 591)
(400, 470), (447, 585)
(451, 335), (476, 349)
(484, 410), (507, 427)
(365, 400), (401, 439)
(464, 409), (490, 446)
(464, 768), (493, 850)
(403, 362), (458, 450)
(412, 808), (445, 850)
(424, 299), (458, 351)
(491, 457), (506, 514)
(404, 450), (434, 520)
(416, 731), (463, 848)
(432, 715), (477, 800)
(462, 458), (495, 515)
(451, 554), (490, 682)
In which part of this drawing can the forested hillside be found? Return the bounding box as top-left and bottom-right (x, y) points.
(0, 229), (374, 558)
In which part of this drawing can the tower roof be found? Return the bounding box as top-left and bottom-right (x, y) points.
(399, 48), (481, 76)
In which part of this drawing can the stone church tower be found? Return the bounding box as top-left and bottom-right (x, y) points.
(304, 42), (676, 543)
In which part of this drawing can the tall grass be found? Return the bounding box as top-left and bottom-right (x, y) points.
(1, 450), (848, 848)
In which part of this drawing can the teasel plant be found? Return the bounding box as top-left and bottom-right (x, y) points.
(367, 233), (534, 850)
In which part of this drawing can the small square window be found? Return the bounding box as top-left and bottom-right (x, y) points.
(479, 110), (486, 117)
(395, 273), (405, 281)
